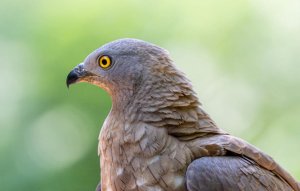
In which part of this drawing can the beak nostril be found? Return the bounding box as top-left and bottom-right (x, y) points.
(77, 64), (86, 73)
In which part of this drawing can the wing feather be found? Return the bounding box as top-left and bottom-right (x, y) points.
(186, 156), (293, 191)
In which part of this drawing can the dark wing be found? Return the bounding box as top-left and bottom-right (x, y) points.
(186, 156), (293, 191)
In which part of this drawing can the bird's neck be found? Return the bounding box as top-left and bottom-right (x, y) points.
(110, 70), (222, 139)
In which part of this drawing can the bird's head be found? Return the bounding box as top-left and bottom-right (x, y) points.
(67, 38), (172, 95)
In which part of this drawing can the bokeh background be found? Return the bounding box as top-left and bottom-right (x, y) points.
(1, 0), (299, 190)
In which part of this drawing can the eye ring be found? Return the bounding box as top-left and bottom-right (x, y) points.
(98, 55), (112, 69)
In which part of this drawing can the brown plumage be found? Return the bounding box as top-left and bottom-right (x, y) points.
(66, 38), (300, 191)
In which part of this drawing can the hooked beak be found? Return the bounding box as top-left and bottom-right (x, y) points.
(66, 63), (90, 88)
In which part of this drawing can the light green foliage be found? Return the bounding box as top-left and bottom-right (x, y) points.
(0, 0), (299, 190)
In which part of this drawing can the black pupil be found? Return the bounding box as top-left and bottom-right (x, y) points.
(102, 59), (107, 65)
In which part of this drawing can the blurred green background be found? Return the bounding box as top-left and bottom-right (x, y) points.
(0, 0), (299, 190)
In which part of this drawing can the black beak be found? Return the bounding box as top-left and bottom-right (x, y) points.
(66, 63), (88, 88)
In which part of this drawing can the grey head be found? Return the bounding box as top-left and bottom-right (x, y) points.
(67, 39), (170, 93)
(66, 38), (196, 110)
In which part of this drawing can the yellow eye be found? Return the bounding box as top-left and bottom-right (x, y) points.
(99, 55), (111, 69)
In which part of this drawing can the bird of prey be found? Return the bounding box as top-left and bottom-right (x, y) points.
(66, 38), (300, 191)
